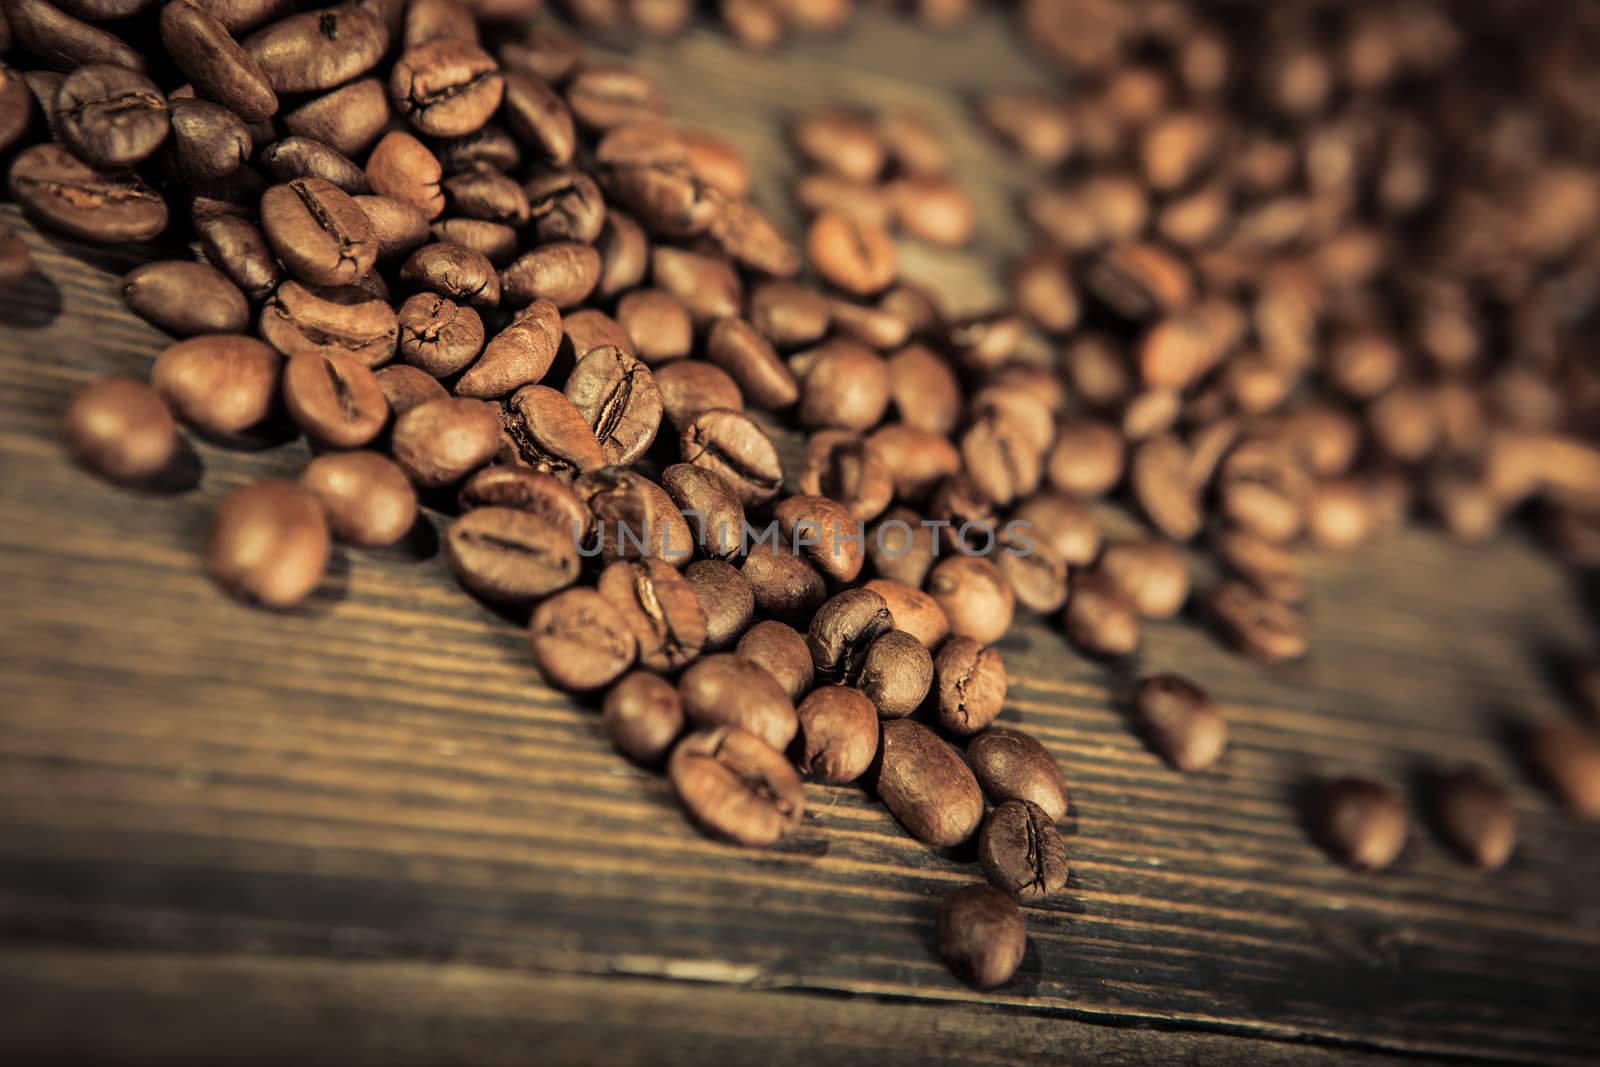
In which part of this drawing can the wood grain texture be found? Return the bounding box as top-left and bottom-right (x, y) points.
(3, 9), (1600, 1065)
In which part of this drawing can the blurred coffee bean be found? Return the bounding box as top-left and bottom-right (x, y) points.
(151, 335), (281, 436)
(1208, 580), (1308, 663)
(1132, 674), (1227, 772)
(65, 378), (178, 484)
(121, 261), (248, 337)
(603, 671), (683, 766)
(1098, 539), (1189, 620)
(1317, 777), (1407, 869)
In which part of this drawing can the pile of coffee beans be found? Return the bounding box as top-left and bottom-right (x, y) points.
(13, 0), (1600, 991)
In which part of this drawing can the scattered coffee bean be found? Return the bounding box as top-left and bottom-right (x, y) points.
(56, 64), (167, 169)
(1208, 580), (1309, 663)
(1430, 765), (1517, 869)
(776, 494), (865, 583)
(503, 384), (607, 477)
(1099, 539), (1190, 620)
(366, 131), (446, 219)
(794, 339), (890, 432)
(749, 280), (831, 349)
(390, 38), (504, 138)
(685, 559), (755, 651)
(300, 450), (417, 547)
(9, 143), (168, 243)
(399, 241), (501, 307)
(458, 465), (589, 539)
(208, 481), (330, 608)
(243, 5), (387, 94)
(576, 466), (694, 566)
(857, 629), (932, 718)
(281, 351), (389, 449)
(1215, 529), (1306, 604)
(389, 396), (501, 487)
(980, 799), (1069, 902)
(261, 279), (400, 366)
(261, 177), (377, 288)
(1063, 571), (1140, 659)
(661, 463), (745, 560)
(934, 636), (1006, 736)
(1132, 674), (1227, 772)
(528, 587), (637, 692)
(669, 726), (804, 847)
(967, 725), (1066, 820)
(65, 377), (178, 484)
(261, 136), (370, 194)
(807, 211), (897, 296)
(447, 506), (580, 603)
(461, 299), (561, 399)
(396, 292), (484, 376)
(865, 423), (961, 502)
(500, 241), (600, 308)
(875, 719), (984, 847)
(161, 1), (277, 123)
(678, 652), (798, 751)
(121, 261), (249, 337)
(564, 344), (663, 466)
(707, 316), (798, 409)
(1317, 776), (1407, 870)
(150, 335), (281, 437)
(603, 671), (684, 765)
(1046, 419), (1125, 499)
(795, 685), (879, 784)
(598, 557), (707, 670)
(656, 360), (744, 431)
(927, 556), (1014, 645)
(1531, 721), (1600, 818)
(652, 245), (742, 324)
(374, 363), (449, 416)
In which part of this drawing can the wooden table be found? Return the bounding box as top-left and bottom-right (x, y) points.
(3, 11), (1599, 1065)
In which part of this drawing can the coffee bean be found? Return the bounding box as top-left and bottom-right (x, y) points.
(887, 176), (973, 247)
(446, 506), (578, 603)
(933, 636), (1006, 736)
(521, 168), (605, 244)
(528, 587), (636, 692)
(1063, 571), (1139, 659)
(459, 299), (560, 399)
(669, 725), (804, 847)
(1531, 721), (1600, 818)
(261, 136), (369, 194)
(807, 211), (896, 297)
(706, 316), (798, 409)
(794, 339), (890, 432)
(243, 5), (387, 94)
(980, 799), (1068, 902)
(795, 171), (888, 228)
(8, 0), (147, 72)
(280, 351), (388, 448)
(856, 629), (932, 719)
(677, 653), (797, 751)
(680, 560), (753, 652)
(65, 378), (178, 484)
(587, 210), (645, 300)
(926, 557), (1013, 646)
(352, 196), (429, 263)
(159, 2), (276, 124)
(390, 396), (500, 487)
(208, 481), (330, 607)
(427, 218), (515, 268)
(607, 290), (686, 366)
(598, 557), (707, 670)
(260, 280), (399, 367)
(366, 131), (445, 220)
(500, 241), (599, 309)
(390, 39), (502, 138)
(397, 241), (500, 308)
(502, 384), (606, 477)
(826, 296), (909, 351)
(654, 464), (740, 561)
(298, 450), (416, 547)
(1218, 436), (1310, 544)
(958, 410), (1042, 511)
(603, 671), (683, 766)
(9, 143), (168, 243)
(0, 66), (35, 158)
(1099, 539), (1190, 620)
(791, 108), (883, 182)
(1129, 434), (1201, 541)
(875, 719), (983, 847)
(395, 292), (482, 376)
(283, 78), (389, 158)
(740, 540), (826, 624)
(151, 335), (281, 436)
(564, 309), (635, 366)
(864, 423), (961, 502)
(402, 0), (478, 47)
(680, 409), (782, 506)
(1429, 765), (1516, 869)
(1208, 580), (1308, 663)
(1011, 246), (1080, 335)
(652, 245), (742, 326)
(863, 507), (936, 587)
(677, 128), (747, 198)
(1215, 529), (1305, 603)
(120, 261), (248, 338)
(501, 70), (576, 166)
(882, 343), (961, 436)
(163, 98), (251, 184)
(55, 64), (167, 170)
(808, 587), (894, 686)
(749, 280), (830, 349)
(995, 529), (1067, 616)
(733, 620), (812, 702)
(967, 725), (1065, 820)
(794, 685), (878, 784)
(563, 345), (662, 467)
(860, 578), (948, 650)
(374, 363), (448, 416)
(260, 178), (376, 288)
(798, 432), (893, 524)
(496, 22), (582, 84)
(1045, 419), (1125, 500)
(1130, 673), (1226, 772)
(575, 466), (693, 566)
(656, 360), (743, 432)
(566, 64), (667, 130)
(937, 884), (1025, 989)
(1317, 776), (1407, 870)
(1010, 491), (1100, 568)
(775, 495), (865, 583)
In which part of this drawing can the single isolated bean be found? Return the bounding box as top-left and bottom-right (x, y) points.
(1429, 765), (1517, 869)
(65, 378), (178, 484)
(1531, 721), (1600, 818)
(934, 637), (1007, 736)
(1316, 776), (1407, 870)
(938, 884), (1026, 990)
(300, 450), (417, 547)
(208, 482), (330, 608)
(1131, 674), (1227, 772)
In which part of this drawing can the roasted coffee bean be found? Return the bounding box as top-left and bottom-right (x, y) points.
(261, 280), (399, 367)
(967, 725), (1065, 820)
(669, 726), (804, 847)
(121, 261), (248, 337)
(575, 466), (693, 566)
(497, 21), (581, 82)
(1047, 419), (1124, 499)
(56, 65), (167, 169)
(1131, 674), (1226, 772)
(563, 308), (634, 364)
(1009, 492), (1100, 568)
(390, 39), (502, 138)
(857, 629), (932, 719)
(749, 280), (830, 349)
(884, 343), (960, 436)
(160, 2), (275, 123)
(243, 5), (386, 94)
(566, 64), (667, 130)
(166, 98), (251, 184)
(1317, 776), (1407, 870)
(9, 144), (167, 243)
(794, 685), (878, 784)
(434, 124), (521, 176)
(564, 345), (662, 466)
(65, 378), (178, 484)
(603, 671), (683, 766)
(807, 211), (896, 297)
(1099, 539), (1189, 620)
(208, 481), (330, 607)
(20, 70), (65, 144)
(521, 168), (605, 244)
(500, 241), (599, 309)
(660, 463), (744, 561)
(1086, 241), (1192, 320)
(151, 335), (280, 436)
(791, 108), (883, 182)
(1531, 721), (1600, 818)
(366, 131), (445, 220)
(926, 557), (1013, 646)
(1218, 436), (1310, 544)
(427, 218), (515, 267)
(937, 884), (1025, 989)
(598, 557), (706, 670)
(1063, 571), (1139, 659)
(826, 296), (909, 351)
(808, 587), (895, 686)
(402, 0), (478, 47)
(680, 409), (782, 506)
(945, 312), (1024, 373)
(705, 192), (799, 276)
(357, 195), (431, 262)
(528, 587), (636, 692)
(300, 450), (416, 547)
(374, 363), (447, 415)
(1429, 765), (1516, 868)
(261, 136), (368, 194)
(501, 70), (575, 166)
(652, 245), (742, 325)
(0, 66), (35, 157)
(609, 290), (687, 366)
(459, 299), (560, 399)
(442, 165), (528, 228)
(260, 178), (376, 288)
(1208, 580), (1308, 663)
(280, 351), (387, 448)
(283, 78), (388, 158)
(458, 464), (588, 536)
(740, 540), (826, 624)
(677, 653), (797, 751)
(684, 559), (754, 652)
(865, 423), (961, 502)
(980, 799), (1069, 902)
(678, 128), (748, 198)
(390, 396), (500, 487)
(775, 495), (865, 583)
(927, 477), (996, 557)
(396, 292), (483, 376)
(7, 0), (146, 72)
(862, 578), (948, 650)
(502, 384), (605, 477)
(865, 506), (937, 587)
(934, 636), (1006, 736)
(396, 241), (500, 308)
(1012, 246), (1080, 335)
(795, 171), (889, 228)
(734, 619), (812, 701)
(875, 719), (983, 847)
(799, 431), (893, 524)
(995, 531), (1067, 616)
(706, 316), (797, 409)
(959, 410), (1042, 510)
(590, 210), (646, 301)
(793, 339), (890, 432)
(887, 176), (973, 247)
(1216, 529), (1306, 604)
(446, 506), (578, 603)
(656, 360), (743, 432)
(1130, 433), (1202, 541)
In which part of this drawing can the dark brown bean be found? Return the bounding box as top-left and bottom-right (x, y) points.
(668, 726), (804, 847)
(280, 351), (387, 448)
(685, 559), (754, 651)
(300, 450), (416, 547)
(374, 363), (447, 415)
(502, 385), (605, 478)
(357, 195), (431, 262)
(121, 261), (248, 337)
(528, 587), (636, 692)
(261, 136), (368, 194)
(775, 495), (865, 584)
(458, 464), (588, 536)
(934, 637), (1006, 736)
(366, 131), (445, 220)
(389, 396), (500, 488)
(1429, 765), (1516, 869)
(808, 587), (895, 687)
(598, 558), (707, 671)
(160, 3), (276, 123)
(260, 178), (376, 288)
(1317, 777), (1408, 869)
(1063, 571), (1139, 659)
(8, 0), (147, 74)
(656, 361), (743, 432)
(678, 653), (797, 751)
(165, 98), (251, 184)
(261, 280), (399, 367)
(603, 671), (683, 766)
(150, 335), (280, 436)
(65, 378), (178, 484)
(980, 799), (1069, 902)
(500, 241), (599, 309)
(874, 719), (984, 847)
(937, 884), (1025, 989)
(283, 78), (389, 158)
(680, 409), (782, 507)
(927, 556), (1013, 646)
(396, 292), (483, 376)
(857, 629), (932, 719)
(1208, 580), (1308, 663)
(795, 686), (879, 784)
(208, 481), (329, 607)
(398, 241), (500, 308)
(391, 38), (503, 138)
(502, 70), (576, 166)
(8, 143), (167, 243)
(1131, 674), (1226, 772)
(56, 65), (167, 169)
(459, 299), (559, 399)
(575, 466), (693, 567)
(706, 316), (798, 409)
(865, 423), (961, 502)
(445, 507), (578, 603)
(967, 725), (1065, 820)
(799, 431), (893, 524)
(1531, 721), (1600, 818)
(1099, 539), (1189, 620)
(794, 340), (890, 432)
(564, 345), (662, 466)
(243, 5), (387, 95)
(740, 540), (826, 624)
